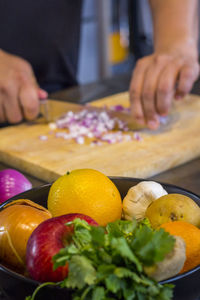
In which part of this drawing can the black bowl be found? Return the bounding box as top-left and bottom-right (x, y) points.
(0, 177), (200, 300)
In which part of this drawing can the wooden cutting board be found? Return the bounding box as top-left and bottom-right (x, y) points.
(0, 92), (200, 182)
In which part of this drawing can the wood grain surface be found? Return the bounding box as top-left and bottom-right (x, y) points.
(0, 92), (200, 182)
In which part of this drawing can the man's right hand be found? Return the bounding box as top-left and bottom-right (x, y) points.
(0, 49), (47, 124)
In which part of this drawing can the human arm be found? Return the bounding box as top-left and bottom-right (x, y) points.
(0, 49), (47, 124)
(129, 0), (199, 129)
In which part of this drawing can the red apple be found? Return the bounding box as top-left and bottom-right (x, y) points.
(26, 213), (98, 282)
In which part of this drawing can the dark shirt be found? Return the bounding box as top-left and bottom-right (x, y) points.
(0, 0), (82, 92)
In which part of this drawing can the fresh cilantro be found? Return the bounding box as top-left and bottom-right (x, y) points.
(130, 226), (175, 266)
(28, 218), (175, 300)
(65, 255), (96, 289)
(55, 219), (175, 300)
(138, 218), (152, 228)
(92, 287), (106, 300)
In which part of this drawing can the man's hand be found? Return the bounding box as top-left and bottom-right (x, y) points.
(129, 50), (199, 129)
(0, 50), (47, 124)
(129, 0), (199, 130)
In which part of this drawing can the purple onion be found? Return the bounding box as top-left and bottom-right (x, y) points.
(0, 169), (32, 204)
(43, 107), (142, 146)
(112, 105), (124, 111)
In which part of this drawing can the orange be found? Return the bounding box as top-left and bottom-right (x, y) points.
(47, 169), (122, 226)
(160, 221), (200, 273)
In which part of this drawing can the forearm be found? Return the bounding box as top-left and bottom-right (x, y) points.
(149, 0), (199, 56)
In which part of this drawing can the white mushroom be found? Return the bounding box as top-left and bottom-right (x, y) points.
(122, 181), (168, 221)
(144, 236), (186, 281)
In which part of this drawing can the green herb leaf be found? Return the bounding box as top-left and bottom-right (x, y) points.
(97, 264), (116, 277)
(131, 226), (175, 266)
(111, 237), (142, 272)
(156, 284), (174, 300)
(92, 286), (105, 300)
(90, 226), (105, 246)
(106, 219), (137, 238)
(105, 274), (121, 293)
(64, 255), (96, 289)
(138, 218), (152, 228)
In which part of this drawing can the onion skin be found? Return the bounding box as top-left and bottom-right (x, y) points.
(0, 199), (52, 271)
(0, 169), (32, 204)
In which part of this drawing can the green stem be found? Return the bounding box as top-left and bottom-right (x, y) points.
(26, 282), (60, 300)
(80, 285), (93, 300)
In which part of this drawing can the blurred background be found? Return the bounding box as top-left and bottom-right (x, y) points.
(78, 0), (153, 84)
(78, 0), (200, 85)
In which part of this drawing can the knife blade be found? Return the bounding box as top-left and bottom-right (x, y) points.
(39, 99), (50, 123)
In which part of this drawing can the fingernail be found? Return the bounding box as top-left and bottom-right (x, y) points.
(148, 120), (159, 130)
(159, 112), (168, 117)
(175, 92), (184, 100)
(38, 89), (48, 99)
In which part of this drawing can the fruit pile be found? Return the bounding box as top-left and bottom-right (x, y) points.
(122, 181), (200, 275)
(0, 168), (200, 300)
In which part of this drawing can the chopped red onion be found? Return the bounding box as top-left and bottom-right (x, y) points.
(134, 132), (143, 141)
(39, 107), (143, 146)
(110, 105), (131, 113)
(90, 140), (102, 146)
(39, 135), (48, 141)
(75, 136), (85, 144)
(48, 122), (57, 130)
